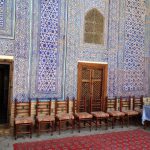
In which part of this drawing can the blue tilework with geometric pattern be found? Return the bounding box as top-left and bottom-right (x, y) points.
(37, 0), (59, 93)
(123, 0), (145, 92)
(29, 0), (65, 99)
(0, 0), (5, 29)
(0, 0), (15, 39)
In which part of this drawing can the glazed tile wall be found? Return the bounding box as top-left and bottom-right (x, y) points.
(0, 0), (149, 102)
(30, 0), (65, 99)
(0, 0), (15, 38)
(0, 0), (5, 28)
(0, 0), (31, 101)
(144, 0), (150, 95)
(65, 0), (149, 98)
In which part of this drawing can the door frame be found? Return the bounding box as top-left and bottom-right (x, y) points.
(77, 61), (108, 111)
(0, 58), (13, 126)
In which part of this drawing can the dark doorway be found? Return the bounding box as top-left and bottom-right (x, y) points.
(0, 64), (10, 124)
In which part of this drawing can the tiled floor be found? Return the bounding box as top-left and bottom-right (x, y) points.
(0, 125), (149, 150)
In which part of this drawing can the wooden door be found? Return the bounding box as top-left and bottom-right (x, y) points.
(77, 62), (108, 112)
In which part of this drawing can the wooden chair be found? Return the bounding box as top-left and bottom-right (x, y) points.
(55, 97), (74, 135)
(36, 98), (55, 136)
(90, 96), (109, 130)
(14, 98), (33, 140)
(133, 95), (144, 125)
(105, 96), (125, 129)
(73, 97), (93, 133)
(120, 96), (139, 127)
(133, 95), (143, 114)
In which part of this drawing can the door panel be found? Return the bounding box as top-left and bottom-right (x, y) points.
(92, 69), (103, 99)
(92, 69), (103, 111)
(80, 68), (91, 112)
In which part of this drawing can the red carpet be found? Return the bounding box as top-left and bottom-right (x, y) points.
(13, 129), (150, 150)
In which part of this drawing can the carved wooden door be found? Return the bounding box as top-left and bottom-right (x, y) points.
(77, 62), (108, 112)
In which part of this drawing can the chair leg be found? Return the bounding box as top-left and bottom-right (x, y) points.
(55, 121), (57, 131)
(96, 118), (98, 130)
(105, 118), (108, 130)
(144, 121), (147, 129)
(14, 124), (17, 140)
(121, 117), (124, 128)
(112, 117), (114, 129)
(72, 119), (74, 133)
(133, 115), (140, 126)
(59, 120), (61, 135)
(90, 119), (92, 131)
(84, 121), (86, 127)
(74, 118), (76, 130)
(99, 120), (102, 128)
(38, 122), (40, 136)
(16, 124), (18, 140)
(78, 119), (80, 133)
(127, 116), (129, 127)
(51, 121), (54, 136)
(30, 124), (33, 138)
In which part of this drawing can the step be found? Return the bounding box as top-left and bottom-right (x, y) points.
(0, 125), (12, 136)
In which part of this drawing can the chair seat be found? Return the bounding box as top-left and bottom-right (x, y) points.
(135, 108), (142, 114)
(15, 116), (33, 124)
(91, 111), (109, 118)
(75, 112), (93, 119)
(36, 115), (55, 122)
(56, 113), (74, 120)
(108, 111), (125, 117)
(123, 110), (139, 116)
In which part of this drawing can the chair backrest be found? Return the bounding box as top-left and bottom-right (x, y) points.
(36, 98), (52, 116)
(74, 96), (88, 113)
(90, 96), (102, 112)
(120, 96), (131, 112)
(72, 97), (77, 114)
(133, 95), (143, 110)
(14, 98), (31, 118)
(105, 96), (117, 112)
(55, 97), (69, 116)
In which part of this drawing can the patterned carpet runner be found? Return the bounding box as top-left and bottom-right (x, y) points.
(13, 129), (150, 150)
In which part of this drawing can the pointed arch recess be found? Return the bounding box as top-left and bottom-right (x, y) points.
(84, 8), (104, 44)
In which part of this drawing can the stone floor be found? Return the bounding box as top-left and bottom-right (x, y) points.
(0, 124), (149, 150)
